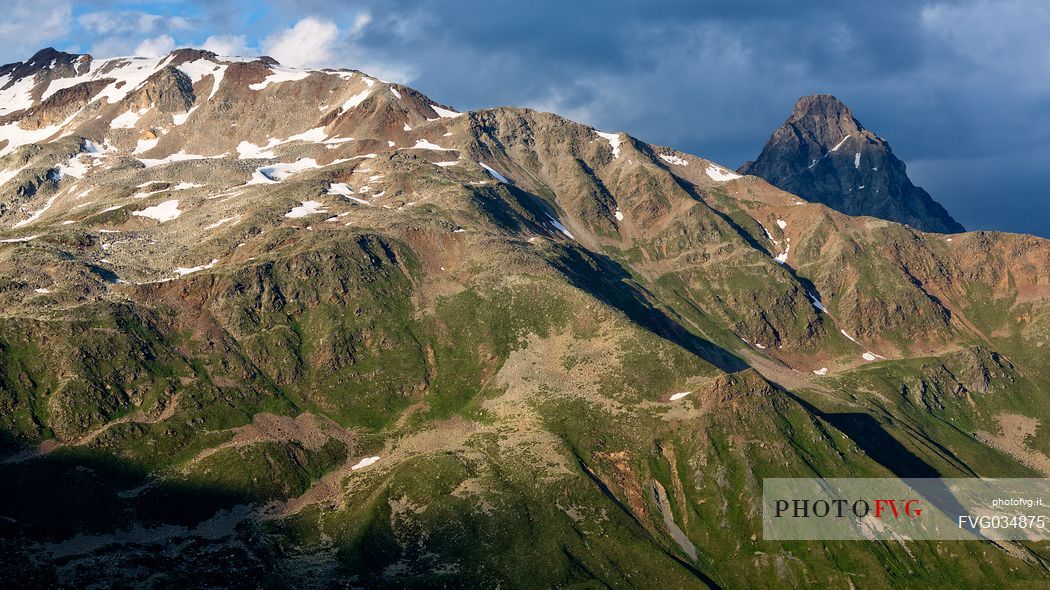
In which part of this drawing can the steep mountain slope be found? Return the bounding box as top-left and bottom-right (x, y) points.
(0, 48), (1048, 588)
(739, 94), (965, 233)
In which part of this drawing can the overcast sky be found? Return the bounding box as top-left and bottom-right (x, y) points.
(3, 1), (1047, 236)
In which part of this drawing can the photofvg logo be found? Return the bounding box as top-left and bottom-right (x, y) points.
(773, 497), (923, 520)
(763, 478), (1050, 541)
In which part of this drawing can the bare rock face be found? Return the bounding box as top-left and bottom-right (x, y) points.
(132, 66), (196, 113)
(740, 94), (964, 233)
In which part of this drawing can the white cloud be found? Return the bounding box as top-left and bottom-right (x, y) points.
(78, 11), (194, 36)
(262, 17), (340, 67)
(350, 13), (372, 35)
(78, 9), (197, 59)
(257, 13), (417, 82)
(134, 35), (177, 57)
(0, 0), (72, 63)
(202, 34), (252, 57)
(524, 89), (599, 128)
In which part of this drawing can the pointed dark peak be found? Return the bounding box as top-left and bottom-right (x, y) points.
(0, 47), (86, 87)
(740, 94), (965, 233)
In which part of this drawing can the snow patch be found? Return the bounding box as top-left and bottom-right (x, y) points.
(669, 392), (691, 401)
(0, 235), (39, 243)
(139, 151), (219, 168)
(854, 153), (861, 168)
(174, 259), (218, 276)
(659, 154), (688, 166)
(99, 56), (172, 104)
(133, 137), (159, 154)
(341, 89), (371, 111)
(596, 131), (621, 158)
(111, 108), (147, 129)
(614, 209), (624, 221)
(328, 183), (373, 205)
(806, 291), (826, 313)
(546, 214), (575, 240)
(431, 105), (462, 118)
(132, 199), (182, 223)
(250, 158), (320, 183)
(57, 155), (90, 180)
(479, 162), (509, 183)
(0, 74), (39, 113)
(351, 456), (380, 470)
(204, 216), (239, 230)
(13, 195), (60, 228)
(285, 200), (326, 218)
(830, 135), (850, 152)
(178, 59), (219, 84)
(171, 106), (197, 126)
(0, 120), (67, 157)
(775, 219), (787, 230)
(249, 66), (311, 90)
(237, 141), (275, 159)
(285, 127), (328, 143)
(237, 128), (328, 160)
(813, 368), (828, 376)
(705, 165), (741, 182)
(840, 329), (858, 344)
(407, 139), (454, 151)
(773, 243), (790, 264)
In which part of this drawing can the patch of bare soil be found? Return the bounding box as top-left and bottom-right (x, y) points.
(273, 416), (483, 516)
(976, 414), (1050, 476)
(185, 412), (357, 468)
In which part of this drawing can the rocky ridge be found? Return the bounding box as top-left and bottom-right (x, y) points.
(0, 48), (1047, 588)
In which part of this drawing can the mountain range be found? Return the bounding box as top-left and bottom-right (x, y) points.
(0, 47), (1048, 588)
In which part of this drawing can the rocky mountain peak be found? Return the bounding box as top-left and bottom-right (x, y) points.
(167, 48), (220, 67)
(1, 47), (77, 72)
(790, 93), (852, 121)
(740, 94), (964, 233)
(0, 48), (88, 92)
(787, 94), (866, 141)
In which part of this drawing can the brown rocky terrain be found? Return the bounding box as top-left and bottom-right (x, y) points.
(0, 47), (1047, 588)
